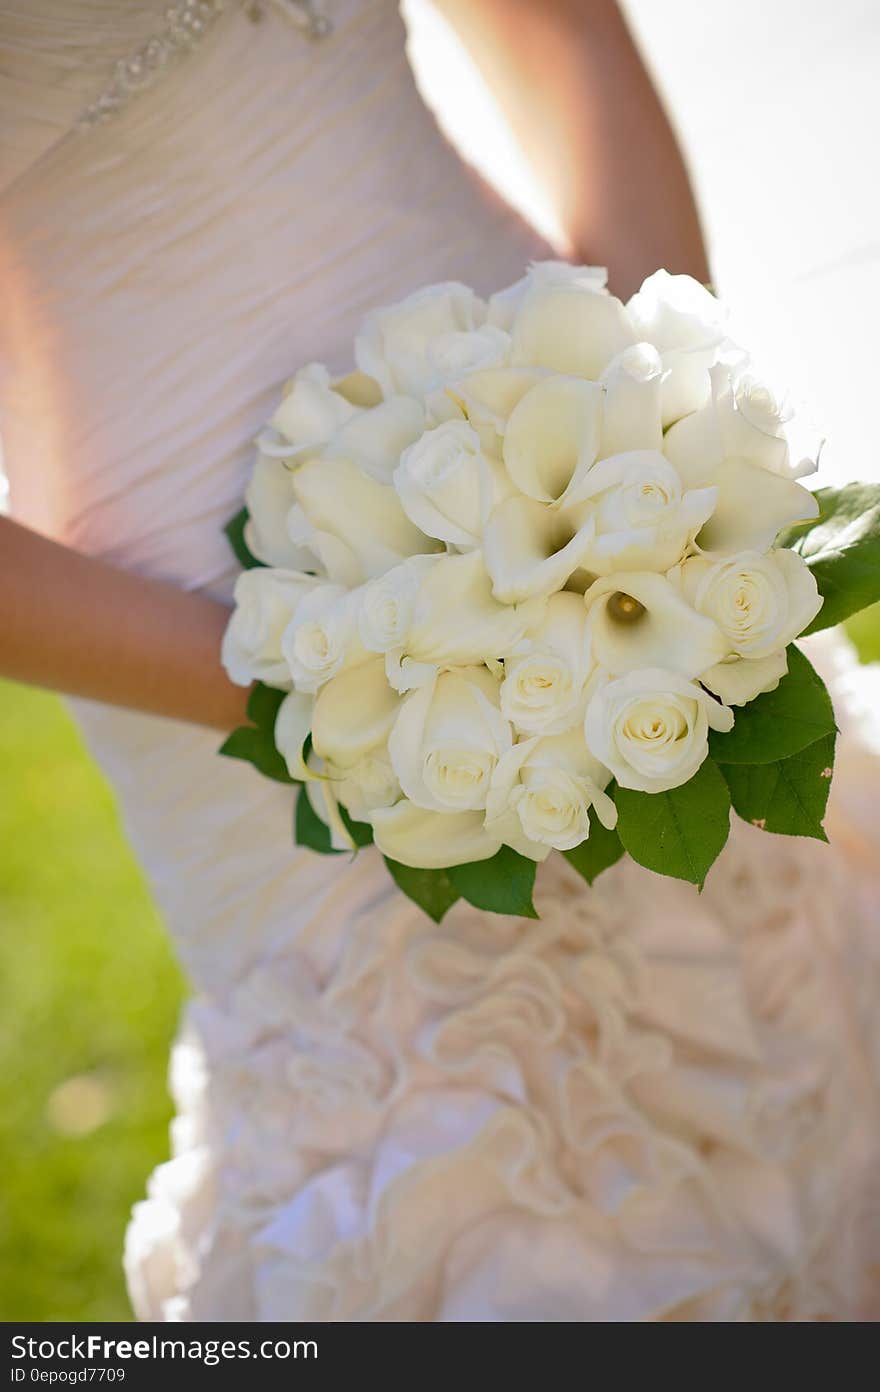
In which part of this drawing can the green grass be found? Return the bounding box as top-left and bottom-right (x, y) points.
(0, 681), (184, 1322)
(845, 601), (880, 663)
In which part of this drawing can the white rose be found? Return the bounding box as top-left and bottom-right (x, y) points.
(662, 364), (821, 555)
(221, 568), (321, 688)
(370, 800), (501, 869)
(388, 550), (546, 690)
(290, 458), (439, 587)
(487, 261), (609, 331)
(355, 282), (486, 397)
(626, 270), (731, 426)
(486, 730), (617, 858)
(426, 323), (510, 381)
(584, 571), (729, 678)
(508, 269), (635, 379)
(394, 420), (513, 548)
(676, 549), (822, 705)
(243, 452), (317, 570)
(358, 554), (440, 655)
(388, 666), (513, 813)
(599, 343), (664, 457)
(677, 549), (822, 658)
(584, 667), (734, 793)
(267, 362), (358, 459)
(580, 450), (717, 575)
(281, 583), (368, 693)
(500, 592), (592, 734)
(665, 363), (820, 486)
(331, 750), (400, 822)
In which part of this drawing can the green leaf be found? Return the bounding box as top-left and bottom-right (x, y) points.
(219, 725), (294, 784)
(615, 758), (731, 888)
(563, 804), (624, 885)
(246, 681), (286, 733)
(779, 482), (880, 632)
(340, 806), (374, 848)
(708, 645), (836, 764)
(722, 733), (835, 842)
(447, 845), (539, 918)
(224, 507), (264, 571)
(384, 859), (460, 922)
(294, 785), (344, 855)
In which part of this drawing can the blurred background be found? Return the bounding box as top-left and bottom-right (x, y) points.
(1, 0), (878, 1322)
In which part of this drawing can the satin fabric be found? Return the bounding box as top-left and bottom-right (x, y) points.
(2, 2), (879, 1320)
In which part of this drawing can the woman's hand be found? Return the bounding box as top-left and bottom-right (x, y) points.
(0, 515), (250, 730)
(437, 0), (710, 299)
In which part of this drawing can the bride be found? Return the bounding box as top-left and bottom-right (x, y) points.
(2, 0), (879, 1322)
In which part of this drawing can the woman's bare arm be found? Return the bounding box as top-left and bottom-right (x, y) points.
(439, 0), (710, 299)
(1, 4), (706, 730)
(0, 515), (248, 730)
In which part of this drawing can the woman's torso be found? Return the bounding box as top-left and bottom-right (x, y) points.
(0, 0), (547, 987)
(3, 3), (880, 1321)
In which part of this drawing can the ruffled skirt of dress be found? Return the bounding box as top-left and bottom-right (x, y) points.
(124, 636), (880, 1322)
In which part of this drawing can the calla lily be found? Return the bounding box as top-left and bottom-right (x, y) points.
(510, 280), (635, 379)
(311, 659), (402, 768)
(584, 571), (730, 678)
(244, 453), (317, 570)
(581, 450), (718, 576)
(332, 369), (383, 407)
(305, 775), (356, 852)
(599, 344), (665, 457)
(403, 550), (547, 670)
(291, 458), (439, 586)
(323, 396), (425, 484)
(449, 366), (548, 434)
(484, 495), (597, 603)
(370, 800), (502, 869)
(696, 459), (819, 555)
(275, 690), (315, 781)
(502, 376), (604, 505)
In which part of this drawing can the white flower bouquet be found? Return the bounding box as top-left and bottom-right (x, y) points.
(220, 263), (880, 920)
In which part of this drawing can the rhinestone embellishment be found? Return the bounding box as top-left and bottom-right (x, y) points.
(77, 0), (333, 129)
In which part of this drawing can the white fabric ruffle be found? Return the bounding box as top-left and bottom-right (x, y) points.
(125, 636), (880, 1322)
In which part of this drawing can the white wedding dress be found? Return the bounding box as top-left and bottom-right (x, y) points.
(3, 0), (880, 1322)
